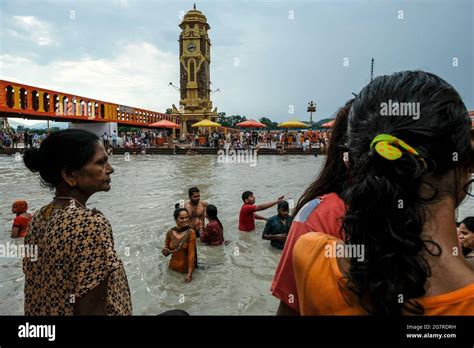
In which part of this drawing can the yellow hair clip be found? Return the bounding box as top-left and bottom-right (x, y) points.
(370, 134), (421, 161)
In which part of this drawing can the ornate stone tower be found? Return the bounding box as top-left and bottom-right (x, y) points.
(171, 4), (218, 136)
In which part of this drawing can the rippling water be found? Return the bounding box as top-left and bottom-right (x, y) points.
(0, 153), (472, 315)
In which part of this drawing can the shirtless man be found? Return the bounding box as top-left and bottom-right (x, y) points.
(184, 187), (208, 238)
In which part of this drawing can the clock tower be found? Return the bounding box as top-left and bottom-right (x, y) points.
(171, 4), (218, 136)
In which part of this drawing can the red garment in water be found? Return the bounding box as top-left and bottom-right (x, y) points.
(271, 193), (346, 312)
(238, 204), (257, 232)
(201, 220), (224, 246)
(13, 214), (32, 238)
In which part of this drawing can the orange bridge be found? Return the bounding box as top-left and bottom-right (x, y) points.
(0, 80), (179, 128)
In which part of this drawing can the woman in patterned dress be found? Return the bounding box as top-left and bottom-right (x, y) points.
(22, 129), (132, 315)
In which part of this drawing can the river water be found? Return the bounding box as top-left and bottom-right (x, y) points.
(0, 154), (472, 315)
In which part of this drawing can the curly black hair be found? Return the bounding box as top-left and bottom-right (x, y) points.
(342, 70), (471, 316)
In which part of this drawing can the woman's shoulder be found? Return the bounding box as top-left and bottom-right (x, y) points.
(84, 208), (112, 229)
(294, 198), (323, 223)
(207, 220), (219, 228)
(293, 232), (344, 275)
(41, 204), (112, 230)
(20, 212), (32, 219)
(65, 206), (111, 225)
(295, 193), (345, 224)
(294, 232), (341, 254)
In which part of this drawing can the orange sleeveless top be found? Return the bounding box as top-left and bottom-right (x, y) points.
(293, 232), (474, 315)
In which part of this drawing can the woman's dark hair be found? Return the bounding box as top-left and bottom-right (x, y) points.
(206, 204), (223, 230)
(292, 99), (353, 217)
(461, 217), (474, 232)
(23, 129), (100, 189)
(173, 203), (188, 220)
(342, 70), (471, 316)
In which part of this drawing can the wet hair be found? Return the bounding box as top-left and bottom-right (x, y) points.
(342, 70), (471, 316)
(206, 204), (223, 230)
(188, 187), (199, 197)
(461, 217), (474, 232)
(277, 201), (289, 211)
(292, 99), (353, 217)
(242, 191), (253, 202)
(173, 203), (188, 220)
(23, 129), (100, 189)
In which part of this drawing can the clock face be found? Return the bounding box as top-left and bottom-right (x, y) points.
(187, 42), (196, 53)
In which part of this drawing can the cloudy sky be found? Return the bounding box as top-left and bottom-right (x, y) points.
(0, 0), (472, 125)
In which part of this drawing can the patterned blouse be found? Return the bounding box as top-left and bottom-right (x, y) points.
(23, 203), (132, 315)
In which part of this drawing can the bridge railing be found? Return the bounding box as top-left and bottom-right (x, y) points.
(0, 80), (179, 127)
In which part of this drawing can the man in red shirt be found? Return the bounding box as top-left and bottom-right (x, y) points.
(238, 191), (284, 232)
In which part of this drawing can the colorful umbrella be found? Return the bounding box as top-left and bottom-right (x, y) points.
(278, 120), (309, 128)
(191, 119), (221, 127)
(321, 120), (335, 128)
(236, 119), (267, 128)
(149, 119), (181, 129)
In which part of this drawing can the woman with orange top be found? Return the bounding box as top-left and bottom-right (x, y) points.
(11, 200), (32, 238)
(294, 70), (474, 316)
(162, 204), (197, 282)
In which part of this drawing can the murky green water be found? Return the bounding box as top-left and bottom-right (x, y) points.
(0, 154), (472, 315)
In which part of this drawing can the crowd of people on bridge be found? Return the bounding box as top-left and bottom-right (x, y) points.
(7, 70), (474, 316)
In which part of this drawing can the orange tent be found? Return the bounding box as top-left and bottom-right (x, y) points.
(149, 120), (180, 129)
(321, 120), (335, 128)
(236, 119), (267, 128)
